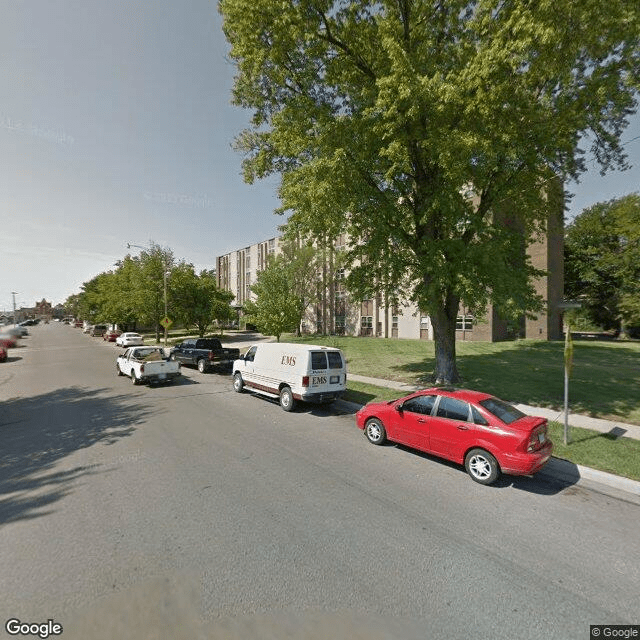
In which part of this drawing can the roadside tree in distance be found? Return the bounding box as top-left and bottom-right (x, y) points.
(565, 194), (640, 335)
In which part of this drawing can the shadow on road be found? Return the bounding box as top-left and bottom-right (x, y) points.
(0, 386), (152, 525)
(393, 444), (577, 496)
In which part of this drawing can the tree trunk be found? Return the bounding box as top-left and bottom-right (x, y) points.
(430, 293), (461, 384)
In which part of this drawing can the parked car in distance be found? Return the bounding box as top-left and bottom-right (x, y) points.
(0, 334), (17, 349)
(83, 324), (93, 334)
(232, 343), (347, 411)
(116, 332), (145, 347)
(103, 329), (121, 342)
(90, 324), (108, 337)
(74, 321), (83, 328)
(356, 387), (553, 485)
(170, 338), (240, 373)
(116, 347), (181, 386)
(0, 346), (7, 362)
(1, 327), (26, 339)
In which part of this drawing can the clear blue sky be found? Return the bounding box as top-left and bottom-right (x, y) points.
(1, 1), (639, 312)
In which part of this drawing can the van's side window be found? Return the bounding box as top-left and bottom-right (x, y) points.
(311, 352), (327, 369)
(245, 346), (257, 362)
(327, 352), (343, 369)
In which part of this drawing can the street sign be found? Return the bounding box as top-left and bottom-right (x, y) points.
(160, 316), (172, 329)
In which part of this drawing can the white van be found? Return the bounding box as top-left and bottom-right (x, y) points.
(232, 343), (347, 411)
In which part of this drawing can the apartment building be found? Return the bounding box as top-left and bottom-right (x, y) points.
(216, 208), (564, 341)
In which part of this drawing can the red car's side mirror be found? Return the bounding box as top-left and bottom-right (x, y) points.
(395, 403), (403, 412)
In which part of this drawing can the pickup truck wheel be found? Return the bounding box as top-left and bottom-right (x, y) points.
(197, 358), (208, 374)
(116, 363), (123, 376)
(233, 372), (244, 393)
(130, 371), (139, 386)
(279, 386), (295, 412)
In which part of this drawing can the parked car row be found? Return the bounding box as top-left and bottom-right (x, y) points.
(0, 320), (33, 363)
(229, 342), (553, 485)
(70, 318), (554, 486)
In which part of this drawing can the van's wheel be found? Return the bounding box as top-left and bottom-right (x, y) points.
(130, 371), (139, 386)
(464, 448), (500, 485)
(279, 386), (295, 412)
(116, 363), (123, 376)
(197, 358), (207, 373)
(233, 372), (244, 393)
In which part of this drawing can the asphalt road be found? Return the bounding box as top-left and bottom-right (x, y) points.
(1, 324), (639, 640)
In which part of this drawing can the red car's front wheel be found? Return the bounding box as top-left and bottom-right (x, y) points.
(364, 418), (386, 445)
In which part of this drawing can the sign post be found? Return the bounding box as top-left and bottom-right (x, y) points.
(160, 316), (173, 349)
(563, 322), (573, 445)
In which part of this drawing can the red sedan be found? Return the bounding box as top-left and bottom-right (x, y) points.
(103, 329), (121, 342)
(355, 387), (552, 485)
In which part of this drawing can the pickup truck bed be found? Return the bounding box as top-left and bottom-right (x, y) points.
(117, 347), (181, 385)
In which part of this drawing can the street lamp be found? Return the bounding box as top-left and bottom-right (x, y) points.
(127, 243), (170, 348)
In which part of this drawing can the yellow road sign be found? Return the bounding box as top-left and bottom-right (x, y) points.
(160, 316), (172, 329)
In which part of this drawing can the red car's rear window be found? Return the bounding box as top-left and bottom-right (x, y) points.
(479, 397), (526, 425)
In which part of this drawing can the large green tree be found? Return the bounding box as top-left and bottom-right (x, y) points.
(565, 193), (640, 334)
(220, 0), (640, 382)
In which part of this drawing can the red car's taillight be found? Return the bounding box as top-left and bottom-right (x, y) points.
(302, 376), (309, 387)
(527, 424), (547, 452)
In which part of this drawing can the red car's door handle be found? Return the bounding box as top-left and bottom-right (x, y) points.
(457, 425), (469, 430)
(417, 418), (427, 423)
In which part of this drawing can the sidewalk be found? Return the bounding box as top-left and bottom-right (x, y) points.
(346, 373), (640, 498)
(348, 373), (640, 440)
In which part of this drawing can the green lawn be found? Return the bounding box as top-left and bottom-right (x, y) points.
(288, 335), (640, 425)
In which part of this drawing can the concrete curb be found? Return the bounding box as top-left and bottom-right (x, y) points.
(336, 398), (640, 497)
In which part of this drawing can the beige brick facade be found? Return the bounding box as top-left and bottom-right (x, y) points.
(216, 206), (563, 342)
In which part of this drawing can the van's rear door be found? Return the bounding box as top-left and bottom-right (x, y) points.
(308, 350), (346, 393)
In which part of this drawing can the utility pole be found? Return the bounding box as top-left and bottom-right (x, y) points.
(11, 291), (17, 326)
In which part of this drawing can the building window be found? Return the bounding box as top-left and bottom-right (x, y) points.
(392, 316), (398, 330)
(360, 316), (373, 336)
(456, 315), (474, 331)
(245, 256), (250, 269)
(361, 299), (373, 316)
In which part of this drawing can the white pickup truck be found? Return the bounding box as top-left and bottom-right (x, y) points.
(116, 347), (181, 386)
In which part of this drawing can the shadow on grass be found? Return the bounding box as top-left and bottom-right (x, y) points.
(342, 389), (378, 406)
(0, 386), (153, 526)
(390, 341), (640, 423)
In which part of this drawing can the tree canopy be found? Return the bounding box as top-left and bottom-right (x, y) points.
(243, 255), (301, 341)
(565, 193), (640, 334)
(66, 244), (236, 338)
(220, 0), (640, 382)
